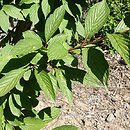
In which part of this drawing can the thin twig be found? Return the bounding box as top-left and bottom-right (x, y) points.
(68, 37), (105, 52)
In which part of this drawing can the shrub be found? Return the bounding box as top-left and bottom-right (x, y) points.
(0, 0), (130, 129)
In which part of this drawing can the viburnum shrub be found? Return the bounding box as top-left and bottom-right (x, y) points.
(0, 0), (130, 129)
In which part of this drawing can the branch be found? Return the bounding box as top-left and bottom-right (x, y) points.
(68, 37), (105, 52)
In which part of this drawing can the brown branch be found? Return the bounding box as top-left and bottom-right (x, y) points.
(68, 37), (105, 52)
(90, 37), (104, 44)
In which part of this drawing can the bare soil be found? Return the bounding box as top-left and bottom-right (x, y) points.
(35, 53), (130, 130)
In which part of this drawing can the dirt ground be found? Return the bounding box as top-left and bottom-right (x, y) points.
(35, 53), (130, 130)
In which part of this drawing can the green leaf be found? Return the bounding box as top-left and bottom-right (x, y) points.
(82, 47), (109, 87)
(74, 32), (79, 41)
(45, 5), (65, 41)
(9, 95), (21, 117)
(53, 125), (78, 130)
(64, 29), (72, 44)
(62, 1), (82, 19)
(11, 31), (42, 57)
(107, 33), (130, 67)
(20, 107), (60, 130)
(22, 30), (41, 41)
(0, 68), (25, 97)
(2, 5), (24, 20)
(21, 3), (39, 24)
(11, 39), (41, 57)
(23, 69), (32, 81)
(0, 106), (4, 128)
(20, 117), (45, 130)
(5, 123), (14, 130)
(29, 4), (39, 25)
(13, 94), (22, 107)
(83, 71), (107, 87)
(56, 69), (73, 103)
(30, 53), (43, 64)
(22, 7), (30, 18)
(85, 0), (110, 39)
(15, 81), (23, 92)
(20, 0), (39, 5)
(0, 10), (9, 32)
(47, 35), (68, 60)
(62, 0), (74, 17)
(8, 118), (24, 127)
(115, 19), (130, 33)
(2, 53), (35, 73)
(76, 3), (82, 18)
(59, 19), (68, 33)
(60, 66), (86, 83)
(0, 45), (14, 73)
(76, 21), (86, 38)
(35, 70), (55, 100)
(38, 107), (60, 122)
(41, 0), (51, 19)
(63, 42), (71, 50)
(48, 73), (59, 94)
(62, 54), (75, 66)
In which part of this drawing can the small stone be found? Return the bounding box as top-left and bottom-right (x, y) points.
(123, 93), (130, 103)
(106, 113), (116, 122)
(114, 109), (120, 118)
(84, 119), (91, 126)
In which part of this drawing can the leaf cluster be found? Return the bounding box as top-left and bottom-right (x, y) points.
(0, 0), (130, 129)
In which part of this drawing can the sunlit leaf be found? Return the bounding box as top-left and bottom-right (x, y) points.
(13, 94), (22, 107)
(41, 0), (51, 19)
(29, 4), (40, 25)
(64, 29), (72, 44)
(56, 69), (73, 103)
(82, 47), (109, 87)
(47, 34), (68, 60)
(48, 73), (59, 94)
(0, 68), (25, 97)
(38, 107), (60, 122)
(1, 53), (35, 73)
(53, 125), (78, 130)
(59, 19), (68, 33)
(62, 54), (75, 66)
(114, 19), (130, 33)
(0, 10), (9, 32)
(85, 0), (110, 39)
(20, 107), (60, 130)
(11, 31), (42, 57)
(0, 45), (14, 73)
(107, 33), (130, 67)
(20, 0), (39, 5)
(45, 5), (65, 41)
(22, 30), (41, 41)
(11, 39), (41, 57)
(20, 117), (45, 130)
(76, 21), (86, 38)
(62, 0), (74, 17)
(2, 5), (24, 20)
(5, 123), (14, 130)
(9, 94), (21, 117)
(23, 69), (32, 81)
(8, 118), (24, 127)
(30, 53), (43, 64)
(0, 106), (3, 128)
(35, 70), (55, 100)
